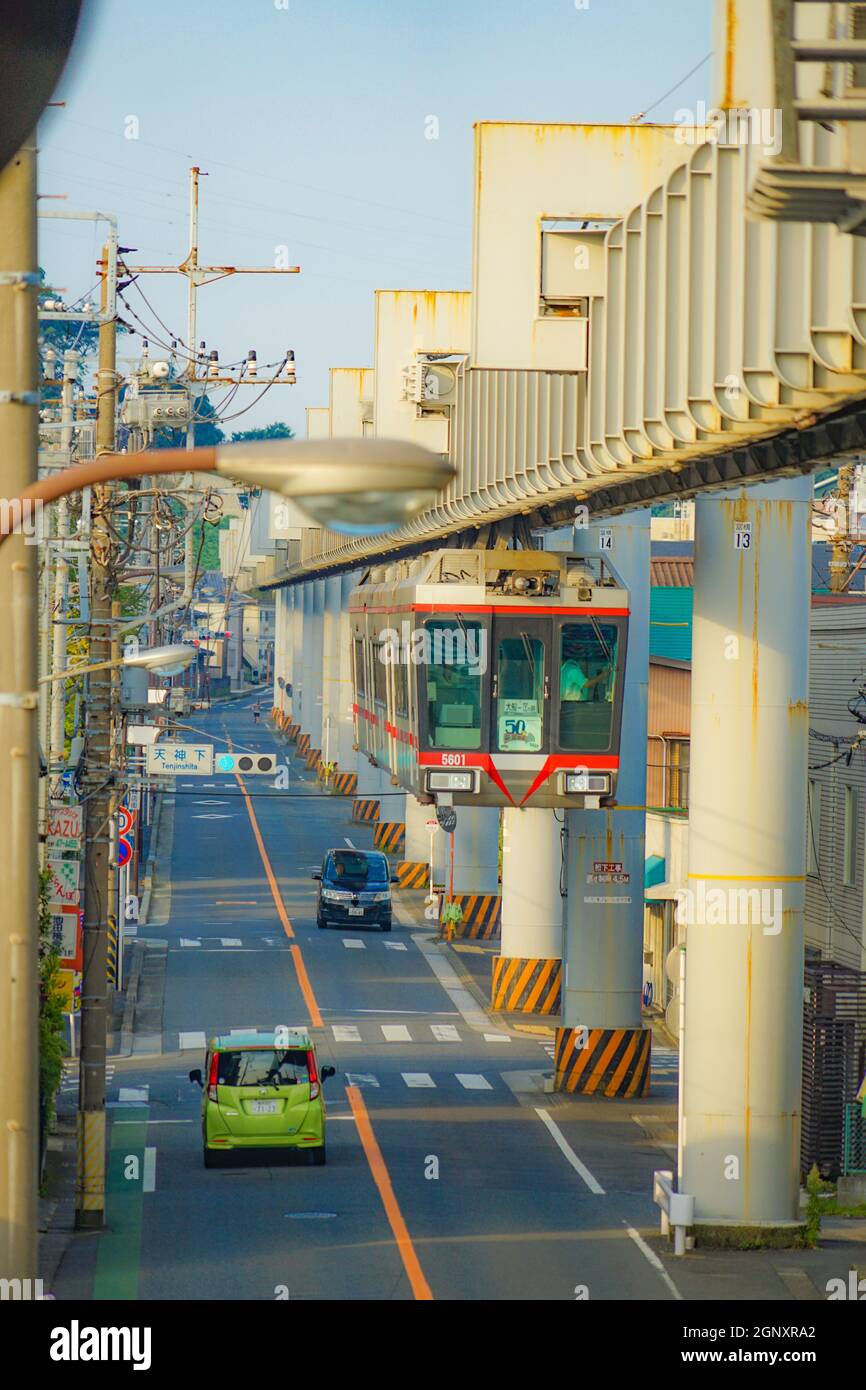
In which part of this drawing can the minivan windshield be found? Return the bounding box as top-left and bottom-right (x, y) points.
(325, 850), (388, 887)
(215, 1048), (309, 1087)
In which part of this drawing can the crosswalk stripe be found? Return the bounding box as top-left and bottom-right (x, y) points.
(332, 1025), (362, 1043)
(342, 939), (366, 950)
(384, 941), (408, 951)
(220, 938), (243, 947)
(345, 1072), (379, 1088)
(483, 1033), (511, 1043)
(456, 1074), (493, 1091)
(180, 939), (201, 947)
(179, 1031), (206, 1050)
(382, 1024), (412, 1042)
(118, 1086), (149, 1103)
(430, 1024), (460, 1042)
(402, 1073), (435, 1088)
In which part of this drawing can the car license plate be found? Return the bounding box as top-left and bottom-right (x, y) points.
(348, 906), (364, 916)
(250, 1100), (278, 1114)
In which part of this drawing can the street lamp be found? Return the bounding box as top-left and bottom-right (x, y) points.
(38, 643), (198, 684)
(0, 437), (454, 544)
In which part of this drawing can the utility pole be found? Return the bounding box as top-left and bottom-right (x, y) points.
(75, 243), (117, 1230)
(49, 350), (78, 767)
(0, 137), (40, 1281)
(830, 463), (854, 593)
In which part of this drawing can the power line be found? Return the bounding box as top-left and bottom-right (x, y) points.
(632, 51), (713, 122)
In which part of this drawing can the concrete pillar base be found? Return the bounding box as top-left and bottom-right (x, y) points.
(554, 1025), (650, 1098)
(442, 892), (501, 940)
(331, 770), (357, 795)
(373, 821), (406, 854)
(394, 860), (430, 889)
(492, 955), (562, 1015)
(351, 797), (380, 824)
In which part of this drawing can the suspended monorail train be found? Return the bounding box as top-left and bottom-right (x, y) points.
(349, 548), (629, 809)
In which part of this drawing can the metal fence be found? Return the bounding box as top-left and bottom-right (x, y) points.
(843, 1103), (866, 1177)
(802, 960), (866, 1180)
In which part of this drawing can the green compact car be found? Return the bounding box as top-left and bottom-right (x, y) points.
(190, 1030), (335, 1167)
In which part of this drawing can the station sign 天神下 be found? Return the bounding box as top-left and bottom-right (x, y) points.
(146, 743), (214, 776)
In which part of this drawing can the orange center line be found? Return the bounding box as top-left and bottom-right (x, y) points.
(235, 769), (323, 1030)
(346, 1086), (433, 1301)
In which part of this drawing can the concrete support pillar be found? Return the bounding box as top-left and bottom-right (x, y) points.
(321, 575), (342, 770)
(336, 573), (357, 770)
(450, 806), (500, 895)
(273, 587), (292, 721)
(558, 510), (651, 1096)
(681, 478), (810, 1235)
(290, 585), (303, 727)
(493, 808), (563, 1014)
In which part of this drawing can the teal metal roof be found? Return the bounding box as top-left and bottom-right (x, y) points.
(650, 586), (693, 662)
(644, 854), (666, 890)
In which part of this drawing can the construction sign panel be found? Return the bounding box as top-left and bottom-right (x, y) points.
(49, 905), (82, 968)
(146, 743), (214, 776)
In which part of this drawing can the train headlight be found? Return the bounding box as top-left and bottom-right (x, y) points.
(425, 770), (476, 793)
(564, 772), (611, 795)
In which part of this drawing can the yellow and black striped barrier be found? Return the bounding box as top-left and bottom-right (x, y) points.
(296, 732), (311, 758)
(351, 798), (380, 823)
(305, 746), (321, 772)
(443, 893), (501, 940)
(286, 723), (300, 743)
(331, 770), (357, 796)
(554, 1025), (651, 1098)
(106, 913), (118, 988)
(395, 860), (430, 889)
(373, 821), (405, 853)
(491, 955), (561, 1015)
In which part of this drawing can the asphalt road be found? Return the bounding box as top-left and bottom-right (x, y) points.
(51, 696), (690, 1302)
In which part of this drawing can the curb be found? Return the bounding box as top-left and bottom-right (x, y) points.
(118, 939), (147, 1059)
(137, 793), (163, 928)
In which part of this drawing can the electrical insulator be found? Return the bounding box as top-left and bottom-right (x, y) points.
(208, 349), (219, 378)
(142, 339), (149, 360)
(246, 349), (257, 378)
(284, 349), (296, 384)
(199, 340), (207, 366)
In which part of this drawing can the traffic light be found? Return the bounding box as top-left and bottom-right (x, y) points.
(215, 752), (278, 775)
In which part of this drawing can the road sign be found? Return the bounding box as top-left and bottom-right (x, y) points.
(215, 752), (278, 775)
(146, 742), (214, 776)
(436, 805), (457, 834)
(116, 835), (132, 869)
(49, 904), (81, 965)
(126, 784), (142, 812)
(117, 806), (133, 837)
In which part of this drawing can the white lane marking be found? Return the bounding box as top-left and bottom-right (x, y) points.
(342, 938), (366, 950)
(220, 938), (243, 947)
(332, 1025), (362, 1043)
(143, 1147), (157, 1193)
(402, 1073), (436, 1088)
(431, 1024), (461, 1042)
(179, 938), (201, 948)
(534, 1107), (605, 1195)
(113, 1119), (194, 1126)
(456, 1074), (493, 1091)
(381, 1024), (412, 1042)
(408, 929), (489, 1030)
(118, 1087), (149, 1103)
(384, 941), (408, 951)
(179, 1032), (206, 1050)
(229, 1028), (256, 1035)
(328, 1115), (356, 1122)
(484, 1033), (511, 1043)
(350, 1008), (459, 1016)
(624, 1223), (683, 1301)
(345, 1072), (379, 1088)
(344, 837), (356, 848)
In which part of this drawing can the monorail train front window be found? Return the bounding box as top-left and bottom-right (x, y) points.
(423, 619), (483, 749)
(558, 621), (618, 750)
(495, 634), (545, 752)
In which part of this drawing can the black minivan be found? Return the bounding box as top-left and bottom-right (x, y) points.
(313, 849), (397, 931)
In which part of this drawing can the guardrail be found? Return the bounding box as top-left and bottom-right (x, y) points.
(652, 1169), (694, 1256)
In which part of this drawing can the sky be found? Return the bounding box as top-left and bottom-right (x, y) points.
(40, 0), (714, 436)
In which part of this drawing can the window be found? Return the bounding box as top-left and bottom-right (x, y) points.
(844, 786), (857, 887)
(325, 850), (389, 887)
(423, 619), (483, 750)
(215, 1049), (309, 1087)
(373, 640), (388, 706)
(807, 779), (821, 877)
(353, 639), (366, 698)
(558, 621), (618, 751)
(667, 739), (690, 812)
(395, 658), (409, 718)
(496, 633), (545, 752)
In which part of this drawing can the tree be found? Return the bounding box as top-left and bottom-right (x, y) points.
(230, 422), (294, 442)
